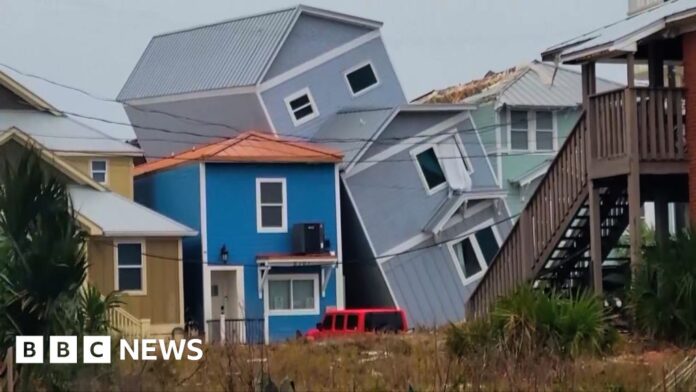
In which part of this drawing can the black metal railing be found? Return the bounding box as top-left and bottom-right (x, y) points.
(206, 318), (264, 344)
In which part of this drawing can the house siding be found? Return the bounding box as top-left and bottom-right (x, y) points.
(62, 156), (134, 199)
(87, 237), (183, 327)
(345, 116), (498, 255)
(381, 203), (505, 326)
(264, 13), (374, 81)
(205, 162), (339, 341)
(134, 163), (203, 324)
(125, 93), (271, 160)
(260, 37), (406, 138)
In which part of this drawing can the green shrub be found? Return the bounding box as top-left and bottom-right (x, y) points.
(630, 230), (696, 343)
(449, 286), (615, 359)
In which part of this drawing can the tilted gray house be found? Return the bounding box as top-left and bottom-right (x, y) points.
(118, 5), (511, 327)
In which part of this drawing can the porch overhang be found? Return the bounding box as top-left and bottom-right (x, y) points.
(423, 189), (508, 235)
(256, 253), (338, 299)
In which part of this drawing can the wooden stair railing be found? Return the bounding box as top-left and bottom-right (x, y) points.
(108, 307), (150, 338)
(468, 112), (589, 317)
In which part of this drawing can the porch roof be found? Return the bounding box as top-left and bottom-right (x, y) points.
(256, 253), (338, 266)
(542, 0), (696, 63)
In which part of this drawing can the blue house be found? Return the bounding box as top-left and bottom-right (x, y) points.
(134, 131), (343, 342)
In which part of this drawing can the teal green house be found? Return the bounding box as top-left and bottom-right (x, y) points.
(417, 61), (622, 215)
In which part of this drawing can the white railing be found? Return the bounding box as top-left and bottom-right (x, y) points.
(107, 307), (150, 338)
(653, 355), (696, 391)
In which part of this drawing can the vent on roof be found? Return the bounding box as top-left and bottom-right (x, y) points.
(628, 0), (666, 16)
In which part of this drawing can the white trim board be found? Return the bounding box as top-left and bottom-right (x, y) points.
(334, 164), (345, 309)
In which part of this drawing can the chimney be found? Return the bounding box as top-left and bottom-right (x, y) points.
(628, 0), (665, 16)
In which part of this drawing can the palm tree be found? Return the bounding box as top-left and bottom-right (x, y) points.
(0, 149), (119, 386)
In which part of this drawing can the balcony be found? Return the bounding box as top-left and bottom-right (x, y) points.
(588, 87), (687, 179)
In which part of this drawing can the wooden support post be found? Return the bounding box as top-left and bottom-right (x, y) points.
(626, 54), (642, 268)
(588, 181), (603, 293)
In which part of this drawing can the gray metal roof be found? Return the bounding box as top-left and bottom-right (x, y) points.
(0, 110), (141, 154)
(542, 0), (696, 63)
(68, 185), (197, 237)
(117, 5), (382, 101)
(311, 107), (395, 168)
(465, 62), (622, 108)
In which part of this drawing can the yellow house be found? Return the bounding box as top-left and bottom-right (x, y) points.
(0, 70), (196, 337)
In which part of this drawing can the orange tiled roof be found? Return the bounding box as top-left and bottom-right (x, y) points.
(134, 131), (343, 176)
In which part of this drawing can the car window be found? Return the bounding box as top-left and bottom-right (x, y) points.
(364, 312), (404, 332)
(346, 314), (359, 330)
(334, 314), (345, 331)
(321, 314), (334, 330)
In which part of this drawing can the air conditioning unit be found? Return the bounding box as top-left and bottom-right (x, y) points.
(292, 223), (325, 254)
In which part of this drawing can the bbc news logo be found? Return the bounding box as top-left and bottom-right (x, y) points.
(15, 336), (203, 364)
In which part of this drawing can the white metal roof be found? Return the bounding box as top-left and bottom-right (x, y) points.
(543, 0), (696, 63)
(68, 185), (197, 237)
(0, 110), (141, 155)
(117, 5), (382, 101)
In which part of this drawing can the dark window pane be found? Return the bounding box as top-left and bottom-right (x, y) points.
(511, 111), (528, 129)
(511, 130), (528, 150)
(416, 148), (446, 189)
(335, 314), (345, 330)
(347, 64), (378, 94)
(289, 95), (310, 110)
(536, 111), (553, 130)
(91, 160), (106, 171)
(322, 315), (334, 329)
(364, 312), (403, 332)
(117, 243), (142, 266)
(118, 268), (142, 291)
(475, 228), (500, 265)
(261, 206), (283, 227)
(455, 238), (481, 278)
(293, 105), (314, 120)
(260, 182), (283, 203)
(92, 172), (106, 183)
(346, 315), (358, 330)
(537, 131), (553, 150)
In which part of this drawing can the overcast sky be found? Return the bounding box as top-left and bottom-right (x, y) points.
(0, 0), (628, 138)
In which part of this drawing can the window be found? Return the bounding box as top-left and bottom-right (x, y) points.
(256, 178), (287, 233)
(510, 111), (529, 150)
(475, 227), (500, 265)
(267, 275), (318, 315)
(414, 147), (447, 191)
(284, 88), (319, 126)
(346, 314), (359, 330)
(364, 312), (405, 332)
(90, 160), (107, 183)
(452, 237), (483, 280)
(334, 314), (346, 331)
(115, 242), (145, 293)
(345, 62), (379, 96)
(536, 111), (554, 151)
(321, 314), (334, 330)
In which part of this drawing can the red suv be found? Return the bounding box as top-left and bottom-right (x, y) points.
(306, 308), (408, 340)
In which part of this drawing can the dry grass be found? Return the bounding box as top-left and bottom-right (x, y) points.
(85, 332), (696, 391)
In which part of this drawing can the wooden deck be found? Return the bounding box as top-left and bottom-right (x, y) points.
(468, 86), (688, 318)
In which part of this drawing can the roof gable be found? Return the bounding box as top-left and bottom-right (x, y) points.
(0, 70), (60, 115)
(118, 5), (382, 101)
(134, 131), (343, 175)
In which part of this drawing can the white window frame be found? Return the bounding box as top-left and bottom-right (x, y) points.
(507, 110), (558, 152)
(256, 178), (288, 233)
(284, 87), (319, 127)
(90, 159), (108, 184)
(410, 132), (474, 195)
(343, 60), (380, 97)
(265, 273), (320, 316)
(410, 143), (448, 196)
(113, 239), (147, 296)
(447, 220), (502, 286)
